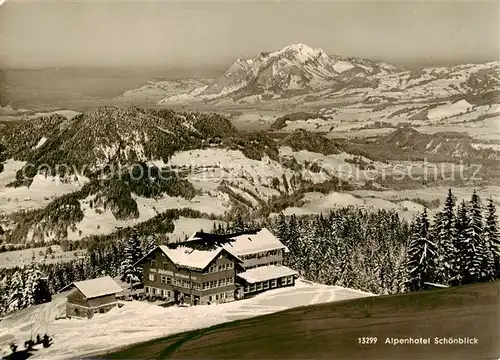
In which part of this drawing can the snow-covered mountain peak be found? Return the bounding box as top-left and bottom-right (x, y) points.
(271, 43), (326, 62)
(157, 43), (405, 105)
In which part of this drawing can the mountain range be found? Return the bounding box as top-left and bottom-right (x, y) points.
(136, 43), (500, 108)
(156, 43), (402, 105)
(1, 43), (499, 245)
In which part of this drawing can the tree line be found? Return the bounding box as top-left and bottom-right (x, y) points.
(1, 189), (498, 316)
(0, 233), (157, 315)
(406, 189), (500, 290)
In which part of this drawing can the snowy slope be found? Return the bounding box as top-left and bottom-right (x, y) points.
(0, 280), (373, 360)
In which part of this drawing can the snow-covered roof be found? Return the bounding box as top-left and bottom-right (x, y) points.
(72, 276), (123, 299)
(188, 228), (287, 257)
(135, 228), (284, 271)
(237, 265), (298, 284)
(159, 245), (224, 271)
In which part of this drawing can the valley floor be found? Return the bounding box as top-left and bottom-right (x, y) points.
(0, 280), (372, 360)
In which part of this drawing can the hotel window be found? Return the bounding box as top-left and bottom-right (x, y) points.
(218, 279), (223, 287)
(215, 294), (219, 301)
(210, 281), (216, 289)
(244, 286), (249, 293)
(256, 283), (263, 291)
(167, 291), (171, 298)
(161, 276), (166, 284)
(264, 281), (269, 289)
(148, 274), (156, 282)
(218, 264), (223, 272)
(145, 286), (150, 293)
(160, 289), (165, 297)
(151, 260), (157, 268)
(152, 288), (157, 295)
(250, 284), (256, 292)
(281, 277), (287, 286)
(287, 276), (293, 285)
(167, 277), (171, 284)
(203, 282), (209, 290)
(227, 277), (233, 285)
(271, 279), (277, 288)
(209, 295), (212, 302)
(228, 263), (234, 269)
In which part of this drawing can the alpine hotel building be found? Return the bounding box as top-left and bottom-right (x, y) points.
(137, 228), (298, 305)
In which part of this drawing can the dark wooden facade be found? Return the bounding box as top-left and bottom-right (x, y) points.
(142, 247), (239, 305)
(66, 288), (118, 319)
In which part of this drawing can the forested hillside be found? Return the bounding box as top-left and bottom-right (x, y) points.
(2, 189), (498, 316)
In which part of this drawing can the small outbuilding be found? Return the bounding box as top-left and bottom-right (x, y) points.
(64, 276), (123, 319)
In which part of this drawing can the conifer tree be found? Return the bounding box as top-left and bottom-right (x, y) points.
(0, 275), (10, 315)
(285, 214), (301, 270)
(120, 230), (144, 285)
(276, 213), (288, 245)
(453, 200), (470, 284)
(405, 209), (437, 291)
(484, 197), (500, 278)
(24, 261), (46, 306)
(141, 234), (158, 255)
(434, 189), (457, 284)
(8, 270), (25, 312)
(231, 213), (248, 233)
(466, 191), (492, 282)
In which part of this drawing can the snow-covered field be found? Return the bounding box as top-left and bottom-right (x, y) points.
(0, 160), (89, 215)
(0, 280), (373, 360)
(273, 185), (500, 221)
(65, 193), (229, 241)
(170, 148), (298, 189)
(169, 217), (226, 242)
(0, 246), (86, 269)
(277, 191), (426, 221)
(349, 185), (500, 205)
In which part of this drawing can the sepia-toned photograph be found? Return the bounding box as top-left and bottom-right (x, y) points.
(0, 0), (499, 359)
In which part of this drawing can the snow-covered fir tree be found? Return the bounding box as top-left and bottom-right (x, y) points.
(453, 200), (471, 283)
(433, 189), (457, 285)
(120, 230), (144, 285)
(484, 197), (500, 278)
(276, 213), (288, 245)
(0, 275), (10, 315)
(141, 234), (158, 255)
(405, 209), (437, 291)
(284, 214), (301, 270)
(24, 261), (46, 306)
(466, 191), (493, 282)
(8, 270), (25, 312)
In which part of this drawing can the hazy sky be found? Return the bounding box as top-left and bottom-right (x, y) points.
(1, 0), (498, 68)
